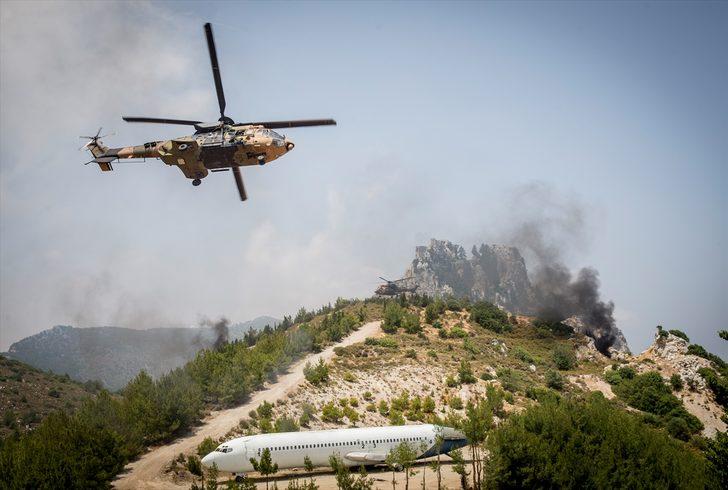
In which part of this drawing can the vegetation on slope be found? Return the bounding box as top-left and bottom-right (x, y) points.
(484, 392), (708, 489)
(0, 355), (101, 438)
(0, 298), (382, 489)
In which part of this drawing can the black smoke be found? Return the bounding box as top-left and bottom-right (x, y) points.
(505, 183), (619, 355)
(197, 317), (230, 351)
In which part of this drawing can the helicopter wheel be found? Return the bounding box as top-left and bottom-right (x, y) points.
(192, 178), (201, 187)
(257, 156), (265, 166)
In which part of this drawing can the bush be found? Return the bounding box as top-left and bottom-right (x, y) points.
(469, 301), (510, 333)
(545, 370), (565, 390)
(484, 394), (707, 488)
(274, 416), (300, 432)
(688, 344), (727, 371)
(449, 397), (463, 410)
(497, 368), (520, 393)
(698, 368), (728, 409)
(458, 360), (476, 384)
(321, 402), (343, 423)
(389, 411), (405, 425)
(378, 400), (389, 416)
(425, 300), (446, 324)
(613, 371), (703, 437)
(303, 359), (330, 385)
(669, 329), (690, 342)
(363, 391), (373, 401)
(197, 436), (217, 457)
(402, 312), (422, 334)
(604, 368), (622, 385)
(405, 349), (417, 359)
(669, 374), (683, 392)
(533, 319), (573, 337)
(450, 325), (468, 338)
(382, 303), (404, 333)
(704, 430), (728, 488)
(552, 345), (577, 370)
(513, 347), (535, 364)
(343, 371), (357, 383)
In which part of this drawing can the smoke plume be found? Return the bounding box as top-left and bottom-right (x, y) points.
(506, 183), (619, 355)
(198, 317), (230, 351)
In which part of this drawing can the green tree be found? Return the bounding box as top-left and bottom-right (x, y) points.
(386, 442), (418, 490)
(449, 449), (469, 490)
(545, 370), (565, 390)
(205, 462), (219, 490)
(469, 301), (510, 333)
(705, 430), (728, 489)
(551, 345), (577, 370)
(250, 448), (278, 490)
(483, 393), (707, 488)
(458, 360), (476, 384)
(383, 303), (404, 333)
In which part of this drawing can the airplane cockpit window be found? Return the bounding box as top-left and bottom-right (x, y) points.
(215, 445), (233, 453)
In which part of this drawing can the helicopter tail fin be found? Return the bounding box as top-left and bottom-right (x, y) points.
(81, 129), (114, 171)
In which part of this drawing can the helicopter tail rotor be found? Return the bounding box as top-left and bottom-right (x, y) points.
(80, 128), (114, 171)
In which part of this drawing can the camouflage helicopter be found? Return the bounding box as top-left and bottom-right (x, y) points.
(81, 23), (335, 202)
(375, 277), (419, 297)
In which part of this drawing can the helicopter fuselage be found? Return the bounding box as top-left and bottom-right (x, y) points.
(103, 125), (294, 181)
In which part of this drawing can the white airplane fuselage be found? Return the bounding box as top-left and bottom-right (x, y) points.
(201, 424), (467, 474)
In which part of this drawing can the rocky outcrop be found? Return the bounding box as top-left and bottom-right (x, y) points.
(564, 316), (631, 357)
(403, 239), (534, 314)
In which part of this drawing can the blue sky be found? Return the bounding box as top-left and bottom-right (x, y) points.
(1, 1), (726, 355)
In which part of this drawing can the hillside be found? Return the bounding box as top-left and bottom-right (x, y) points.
(4, 316), (277, 390)
(0, 355), (97, 438)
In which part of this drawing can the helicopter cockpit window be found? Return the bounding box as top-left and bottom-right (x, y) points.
(269, 130), (284, 140)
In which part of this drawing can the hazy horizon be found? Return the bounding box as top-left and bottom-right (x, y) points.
(1, 1), (726, 356)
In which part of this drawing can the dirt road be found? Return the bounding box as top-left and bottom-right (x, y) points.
(114, 321), (383, 489)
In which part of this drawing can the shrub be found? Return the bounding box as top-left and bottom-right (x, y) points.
(668, 329), (690, 342)
(618, 366), (636, 379)
(613, 371), (703, 437)
(376, 337), (399, 349)
(321, 402), (343, 423)
(458, 360), (477, 384)
(425, 300), (446, 323)
(274, 416), (300, 432)
(197, 436), (217, 457)
(389, 411), (405, 425)
(378, 400), (389, 416)
(604, 369), (622, 385)
(303, 359), (330, 385)
(366, 403), (376, 412)
(552, 345), (577, 370)
(446, 375), (459, 388)
(186, 455), (203, 477)
(469, 301), (511, 333)
(343, 371), (357, 383)
(533, 319), (572, 337)
(545, 370), (565, 390)
(698, 368), (728, 409)
(257, 401), (274, 419)
(514, 347), (535, 364)
(669, 374), (683, 392)
(450, 325), (468, 338)
(688, 344), (727, 371)
(449, 397), (463, 410)
(405, 349), (417, 359)
(343, 406), (359, 424)
(402, 312), (422, 334)
(299, 403), (315, 427)
(497, 368), (520, 393)
(484, 394), (707, 488)
(382, 303), (404, 333)
(362, 391), (373, 401)
(423, 396), (436, 413)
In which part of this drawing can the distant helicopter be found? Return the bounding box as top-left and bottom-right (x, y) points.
(81, 23), (336, 202)
(375, 277), (418, 297)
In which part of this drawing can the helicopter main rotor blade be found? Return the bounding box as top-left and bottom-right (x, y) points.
(232, 166), (247, 201)
(379, 276), (392, 283)
(240, 119), (337, 129)
(204, 23), (227, 121)
(122, 117), (203, 125)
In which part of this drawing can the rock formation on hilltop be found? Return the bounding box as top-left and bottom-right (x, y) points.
(402, 238), (630, 356)
(402, 239), (534, 314)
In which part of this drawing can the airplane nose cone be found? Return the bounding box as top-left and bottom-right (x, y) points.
(201, 453), (215, 468)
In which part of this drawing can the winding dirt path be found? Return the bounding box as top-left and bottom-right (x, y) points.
(114, 321), (383, 489)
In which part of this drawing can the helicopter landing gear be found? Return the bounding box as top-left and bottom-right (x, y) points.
(257, 155), (265, 166)
(192, 178), (201, 186)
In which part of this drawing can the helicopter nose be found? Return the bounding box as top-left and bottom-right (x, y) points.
(285, 139), (295, 152)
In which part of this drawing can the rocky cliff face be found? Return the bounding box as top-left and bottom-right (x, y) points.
(403, 239), (534, 314)
(5, 316), (278, 391)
